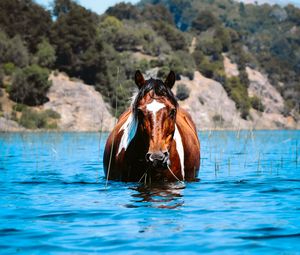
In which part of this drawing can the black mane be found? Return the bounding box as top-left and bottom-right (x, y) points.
(132, 78), (178, 117)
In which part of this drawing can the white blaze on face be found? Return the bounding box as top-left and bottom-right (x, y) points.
(174, 124), (185, 179)
(117, 100), (165, 156)
(146, 100), (165, 123)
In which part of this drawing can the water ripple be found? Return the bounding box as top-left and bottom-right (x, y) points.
(0, 131), (300, 254)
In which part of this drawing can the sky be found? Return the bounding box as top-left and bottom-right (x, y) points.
(239, 0), (300, 6)
(35, 0), (300, 13)
(35, 0), (140, 14)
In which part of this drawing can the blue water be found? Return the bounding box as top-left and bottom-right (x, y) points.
(0, 131), (300, 254)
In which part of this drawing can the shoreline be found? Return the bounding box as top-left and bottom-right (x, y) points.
(1, 128), (300, 133)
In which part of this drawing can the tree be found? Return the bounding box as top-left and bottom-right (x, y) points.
(0, 30), (9, 64)
(9, 65), (51, 106)
(106, 2), (141, 20)
(35, 39), (56, 68)
(191, 11), (219, 32)
(52, 0), (74, 18)
(151, 21), (187, 51)
(0, 0), (52, 52)
(0, 32), (29, 67)
(6, 36), (29, 68)
(285, 4), (300, 25)
(141, 4), (174, 24)
(51, 2), (98, 80)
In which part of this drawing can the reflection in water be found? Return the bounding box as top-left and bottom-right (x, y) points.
(127, 182), (186, 209)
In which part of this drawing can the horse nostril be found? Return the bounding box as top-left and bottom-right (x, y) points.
(163, 151), (169, 158)
(150, 152), (165, 162)
(145, 153), (152, 162)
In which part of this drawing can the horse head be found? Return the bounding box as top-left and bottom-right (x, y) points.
(133, 70), (178, 170)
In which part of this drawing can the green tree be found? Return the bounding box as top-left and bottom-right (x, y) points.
(51, 2), (98, 80)
(9, 65), (51, 106)
(141, 4), (174, 24)
(35, 39), (56, 68)
(0, 0), (52, 52)
(151, 21), (187, 51)
(0, 30), (9, 64)
(52, 0), (74, 18)
(0, 31), (30, 68)
(106, 2), (141, 20)
(6, 35), (29, 68)
(191, 11), (219, 32)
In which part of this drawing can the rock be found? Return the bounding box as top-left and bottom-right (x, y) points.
(246, 66), (284, 114)
(189, 37), (197, 54)
(174, 71), (249, 130)
(175, 70), (300, 130)
(223, 54), (239, 78)
(0, 117), (25, 132)
(43, 73), (116, 131)
(145, 67), (159, 79)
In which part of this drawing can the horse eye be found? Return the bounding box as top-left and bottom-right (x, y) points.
(169, 109), (176, 118)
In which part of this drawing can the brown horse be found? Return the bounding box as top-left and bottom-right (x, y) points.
(103, 71), (200, 182)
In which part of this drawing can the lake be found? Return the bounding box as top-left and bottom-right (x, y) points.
(0, 131), (300, 254)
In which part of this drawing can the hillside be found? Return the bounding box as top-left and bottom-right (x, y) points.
(1, 66), (299, 131)
(0, 0), (300, 131)
(0, 73), (115, 131)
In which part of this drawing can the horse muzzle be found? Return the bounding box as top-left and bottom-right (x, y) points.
(145, 151), (170, 168)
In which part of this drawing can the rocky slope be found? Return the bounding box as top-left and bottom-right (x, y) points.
(1, 64), (299, 132)
(0, 73), (116, 132)
(43, 73), (115, 131)
(174, 71), (249, 130)
(172, 55), (299, 130)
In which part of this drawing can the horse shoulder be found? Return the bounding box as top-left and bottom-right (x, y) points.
(176, 107), (199, 144)
(175, 107), (200, 179)
(104, 109), (132, 162)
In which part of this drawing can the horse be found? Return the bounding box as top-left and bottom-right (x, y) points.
(103, 70), (200, 182)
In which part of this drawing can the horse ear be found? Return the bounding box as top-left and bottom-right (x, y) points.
(135, 70), (146, 89)
(164, 71), (176, 89)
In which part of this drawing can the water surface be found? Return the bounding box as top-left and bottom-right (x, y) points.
(0, 131), (300, 254)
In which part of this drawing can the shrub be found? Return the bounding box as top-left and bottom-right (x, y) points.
(157, 52), (195, 80)
(12, 103), (27, 112)
(157, 66), (169, 80)
(18, 108), (60, 129)
(176, 84), (190, 101)
(0, 68), (3, 88)
(44, 109), (61, 119)
(21, 109), (45, 128)
(9, 65), (51, 106)
(11, 110), (17, 121)
(3, 62), (15, 75)
(212, 114), (224, 125)
(224, 77), (251, 119)
(250, 96), (265, 112)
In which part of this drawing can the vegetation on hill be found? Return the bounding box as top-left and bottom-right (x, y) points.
(141, 0), (300, 117)
(0, 0), (299, 123)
